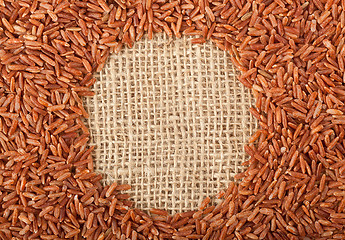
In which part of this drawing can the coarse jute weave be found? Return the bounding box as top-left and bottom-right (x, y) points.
(83, 33), (257, 213)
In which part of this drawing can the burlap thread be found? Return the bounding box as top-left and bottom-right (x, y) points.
(84, 34), (257, 212)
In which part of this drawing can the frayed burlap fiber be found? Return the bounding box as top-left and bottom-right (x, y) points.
(84, 34), (257, 212)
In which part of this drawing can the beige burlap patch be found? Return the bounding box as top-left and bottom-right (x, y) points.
(83, 33), (257, 212)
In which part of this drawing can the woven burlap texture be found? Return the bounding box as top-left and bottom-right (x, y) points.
(84, 33), (257, 212)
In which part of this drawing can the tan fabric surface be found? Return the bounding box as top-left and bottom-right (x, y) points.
(84, 33), (257, 212)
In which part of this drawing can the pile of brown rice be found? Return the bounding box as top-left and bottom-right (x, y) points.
(0, 0), (345, 239)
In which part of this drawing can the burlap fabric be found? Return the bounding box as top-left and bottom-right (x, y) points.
(84, 34), (257, 212)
